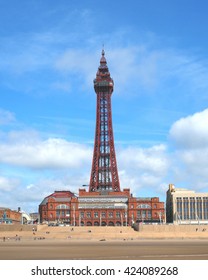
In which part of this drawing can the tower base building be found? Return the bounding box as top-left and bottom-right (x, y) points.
(39, 189), (165, 226)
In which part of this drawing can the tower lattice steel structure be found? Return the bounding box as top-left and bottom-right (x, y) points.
(89, 50), (120, 193)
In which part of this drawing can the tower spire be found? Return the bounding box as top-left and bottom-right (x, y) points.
(89, 51), (120, 193)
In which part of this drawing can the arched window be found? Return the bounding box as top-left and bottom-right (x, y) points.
(137, 204), (151, 209)
(56, 204), (70, 218)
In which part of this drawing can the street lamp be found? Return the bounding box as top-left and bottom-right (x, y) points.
(125, 211), (127, 226)
(158, 211), (162, 224)
(73, 206), (75, 226)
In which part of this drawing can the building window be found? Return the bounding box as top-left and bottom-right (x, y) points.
(142, 210), (146, 219)
(94, 212), (98, 218)
(80, 212), (84, 218)
(116, 211), (120, 218)
(176, 197), (182, 220)
(147, 210), (151, 219)
(137, 211), (141, 218)
(87, 212), (91, 218)
(203, 198), (208, 219)
(56, 204), (70, 210)
(108, 212), (113, 218)
(101, 212), (106, 218)
(196, 197), (202, 219)
(183, 197), (189, 220)
(137, 204), (151, 209)
(66, 210), (70, 216)
(190, 197), (195, 219)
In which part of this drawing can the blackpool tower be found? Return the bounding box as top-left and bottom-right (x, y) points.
(38, 50), (165, 226)
(89, 50), (120, 193)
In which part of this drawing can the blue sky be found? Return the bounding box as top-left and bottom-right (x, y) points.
(1, 0), (208, 214)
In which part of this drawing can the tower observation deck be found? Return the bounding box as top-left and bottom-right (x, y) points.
(89, 50), (120, 193)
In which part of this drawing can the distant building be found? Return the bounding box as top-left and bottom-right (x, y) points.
(0, 207), (22, 224)
(0, 207), (33, 224)
(166, 184), (208, 224)
(29, 212), (39, 224)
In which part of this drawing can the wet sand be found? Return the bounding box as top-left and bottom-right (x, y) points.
(1, 239), (208, 260)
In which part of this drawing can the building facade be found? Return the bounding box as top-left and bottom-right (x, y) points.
(166, 184), (208, 224)
(0, 207), (22, 224)
(39, 189), (165, 225)
(39, 191), (77, 224)
(39, 51), (165, 226)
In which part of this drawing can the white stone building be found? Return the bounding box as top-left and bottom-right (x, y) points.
(166, 184), (208, 224)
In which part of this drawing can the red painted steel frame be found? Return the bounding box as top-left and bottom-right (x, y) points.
(89, 50), (120, 192)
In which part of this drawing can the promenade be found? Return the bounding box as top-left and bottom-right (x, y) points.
(1, 224), (208, 241)
(1, 225), (208, 260)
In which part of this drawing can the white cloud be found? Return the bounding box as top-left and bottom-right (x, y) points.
(179, 149), (208, 176)
(0, 136), (92, 169)
(169, 109), (208, 189)
(118, 144), (168, 175)
(170, 108), (208, 149)
(117, 144), (169, 193)
(0, 176), (19, 191)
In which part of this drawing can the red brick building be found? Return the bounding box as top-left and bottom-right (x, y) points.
(39, 189), (165, 226)
(39, 191), (77, 224)
(0, 207), (22, 224)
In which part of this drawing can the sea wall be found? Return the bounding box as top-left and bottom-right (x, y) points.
(135, 224), (208, 232)
(0, 224), (37, 232)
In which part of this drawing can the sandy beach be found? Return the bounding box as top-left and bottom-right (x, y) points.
(1, 225), (208, 260)
(1, 238), (208, 260)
